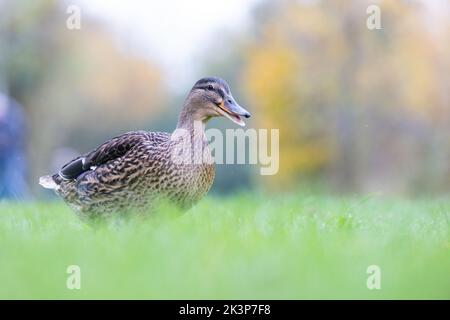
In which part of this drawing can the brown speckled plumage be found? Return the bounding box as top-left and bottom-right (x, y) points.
(39, 77), (250, 219)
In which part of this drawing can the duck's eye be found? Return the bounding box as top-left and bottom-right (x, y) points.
(207, 84), (214, 91)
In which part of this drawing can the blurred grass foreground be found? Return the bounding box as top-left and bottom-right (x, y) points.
(0, 192), (449, 299)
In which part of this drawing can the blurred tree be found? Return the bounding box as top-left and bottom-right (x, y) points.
(236, 0), (450, 194)
(0, 0), (168, 195)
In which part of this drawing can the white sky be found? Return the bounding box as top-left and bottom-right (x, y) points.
(75, 0), (261, 91)
(72, 0), (448, 91)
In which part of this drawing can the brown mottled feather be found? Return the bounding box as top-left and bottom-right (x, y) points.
(41, 77), (249, 219)
(51, 130), (214, 218)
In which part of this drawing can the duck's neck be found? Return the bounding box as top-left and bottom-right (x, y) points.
(172, 101), (210, 165)
(176, 100), (208, 131)
(175, 100), (209, 139)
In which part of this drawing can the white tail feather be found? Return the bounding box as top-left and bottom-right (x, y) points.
(39, 175), (58, 190)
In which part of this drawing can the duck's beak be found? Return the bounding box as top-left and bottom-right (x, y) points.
(217, 95), (251, 127)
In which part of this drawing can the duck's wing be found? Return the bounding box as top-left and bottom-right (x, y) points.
(59, 131), (152, 180)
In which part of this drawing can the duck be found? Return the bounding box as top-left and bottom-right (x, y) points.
(39, 77), (251, 219)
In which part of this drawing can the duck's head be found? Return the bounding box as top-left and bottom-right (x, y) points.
(183, 77), (251, 127)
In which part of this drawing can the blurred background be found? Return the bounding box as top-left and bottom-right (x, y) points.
(0, 0), (449, 200)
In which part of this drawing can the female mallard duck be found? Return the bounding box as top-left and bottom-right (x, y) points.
(39, 77), (250, 219)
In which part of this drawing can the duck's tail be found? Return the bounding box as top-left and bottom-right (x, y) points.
(39, 175), (60, 190)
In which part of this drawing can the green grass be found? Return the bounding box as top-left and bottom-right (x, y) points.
(0, 192), (449, 299)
